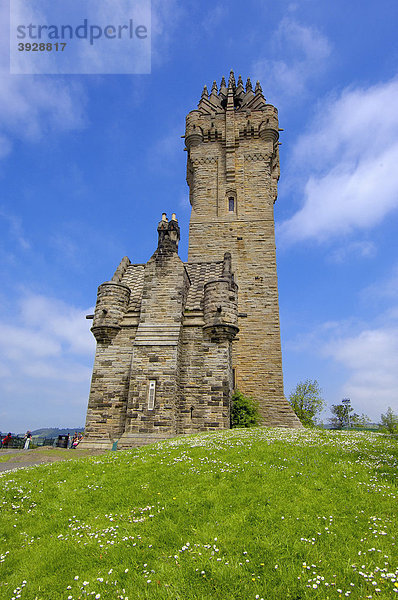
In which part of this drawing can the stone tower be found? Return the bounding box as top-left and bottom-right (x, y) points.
(81, 71), (301, 450)
(185, 71), (300, 427)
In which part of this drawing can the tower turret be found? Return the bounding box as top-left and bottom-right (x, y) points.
(184, 73), (301, 428)
(91, 276), (131, 344)
(203, 252), (239, 342)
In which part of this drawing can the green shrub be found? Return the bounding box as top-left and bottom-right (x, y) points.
(379, 406), (398, 434)
(231, 389), (260, 427)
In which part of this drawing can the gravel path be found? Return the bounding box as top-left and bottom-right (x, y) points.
(0, 448), (105, 473)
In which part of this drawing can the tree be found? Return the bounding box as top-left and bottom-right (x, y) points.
(351, 413), (371, 428)
(330, 399), (371, 429)
(330, 404), (348, 429)
(288, 379), (325, 427)
(231, 390), (260, 428)
(379, 407), (398, 434)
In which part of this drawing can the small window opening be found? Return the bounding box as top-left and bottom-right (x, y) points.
(228, 197), (235, 212)
(190, 406), (194, 419)
(148, 380), (156, 410)
(232, 368), (236, 389)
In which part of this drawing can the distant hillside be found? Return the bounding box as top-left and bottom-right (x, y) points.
(9, 427), (85, 438)
(31, 427), (84, 438)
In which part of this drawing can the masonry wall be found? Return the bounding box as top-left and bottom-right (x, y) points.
(117, 244), (190, 447)
(85, 329), (135, 442)
(178, 323), (232, 433)
(186, 106), (301, 428)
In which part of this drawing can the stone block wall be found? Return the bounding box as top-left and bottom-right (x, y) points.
(178, 323), (233, 433)
(84, 328), (136, 447)
(185, 75), (302, 428)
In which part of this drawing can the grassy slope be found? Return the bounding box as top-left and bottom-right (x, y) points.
(0, 428), (397, 600)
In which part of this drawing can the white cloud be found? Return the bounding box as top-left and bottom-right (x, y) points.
(0, 208), (30, 250)
(148, 124), (184, 173)
(0, 77), (87, 158)
(0, 2), (86, 159)
(0, 324), (61, 361)
(202, 4), (227, 33)
(253, 18), (331, 102)
(325, 327), (398, 420)
(18, 294), (94, 355)
(0, 292), (95, 431)
(361, 263), (398, 302)
(279, 77), (398, 244)
(327, 241), (377, 264)
(151, 0), (183, 66)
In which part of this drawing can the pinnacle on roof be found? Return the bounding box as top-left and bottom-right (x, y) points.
(201, 84), (209, 99)
(219, 76), (227, 98)
(236, 75), (245, 95)
(196, 73), (268, 114)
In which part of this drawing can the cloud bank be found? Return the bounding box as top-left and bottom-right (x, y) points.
(253, 18), (331, 103)
(279, 77), (398, 243)
(0, 292), (95, 432)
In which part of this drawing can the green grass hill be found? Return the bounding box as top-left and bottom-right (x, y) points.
(0, 428), (397, 599)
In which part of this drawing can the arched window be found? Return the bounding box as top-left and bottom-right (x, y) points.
(227, 191), (237, 214)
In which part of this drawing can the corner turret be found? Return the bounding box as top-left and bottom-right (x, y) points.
(91, 280), (131, 343)
(203, 252), (239, 341)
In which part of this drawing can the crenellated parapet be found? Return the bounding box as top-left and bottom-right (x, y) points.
(185, 71), (280, 150)
(185, 70), (280, 203)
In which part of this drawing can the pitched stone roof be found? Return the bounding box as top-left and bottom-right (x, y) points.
(184, 261), (223, 310)
(119, 260), (224, 314)
(121, 264), (145, 311)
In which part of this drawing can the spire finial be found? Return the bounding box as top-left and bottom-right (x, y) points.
(255, 80), (263, 94)
(211, 80), (218, 94)
(219, 76), (227, 97)
(228, 70), (236, 88)
(246, 77), (253, 92)
(201, 84), (209, 99)
(236, 75), (245, 95)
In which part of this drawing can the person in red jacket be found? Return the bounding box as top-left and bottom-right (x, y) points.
(2, 433), (12, 447)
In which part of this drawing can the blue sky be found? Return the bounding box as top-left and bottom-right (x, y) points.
(1, 0), (398, 432)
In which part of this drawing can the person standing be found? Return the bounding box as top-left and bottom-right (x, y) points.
(23, 430), (32, 450)
(2, 432), (12, 447)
